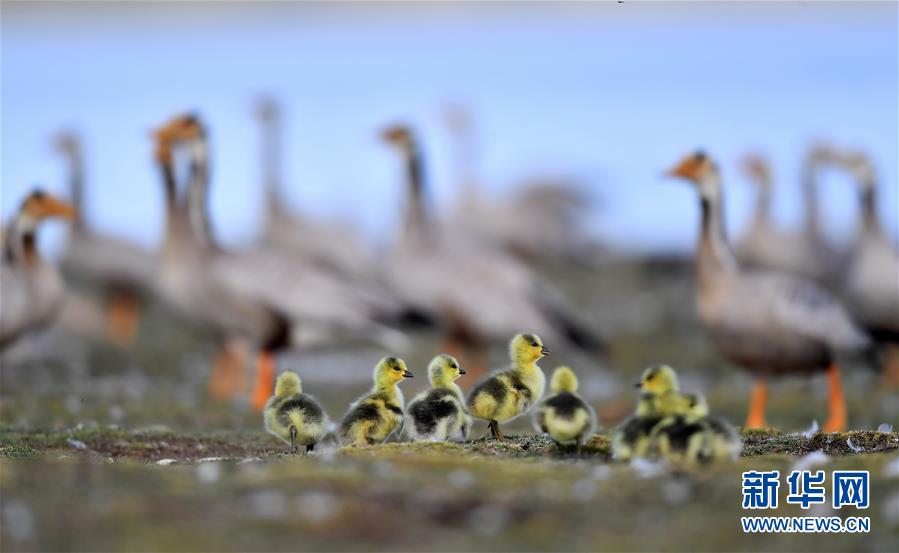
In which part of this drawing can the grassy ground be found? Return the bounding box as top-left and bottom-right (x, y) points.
(2, 259), (898, 551)
(1, 427), (897, 552)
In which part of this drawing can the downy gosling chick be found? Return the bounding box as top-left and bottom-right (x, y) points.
(651, 392), (741, 463)
(534, 366), (597, 454)
(467, 333), (550, 440)
(263, 371), (329, 454)
(339, 357), (413, 447)
(405, 354), (471, 442)
(611, 364), (682, 460)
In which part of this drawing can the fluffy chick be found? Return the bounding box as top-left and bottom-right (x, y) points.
(339, 357), (413, 447)
(467, 333), (550, 440)
(534, 366), (597, 454)
(405, 354), (471, 442)
(612, 364), (683, 460)
(651, 392), (742, 463)
(263, 371), (329, 453)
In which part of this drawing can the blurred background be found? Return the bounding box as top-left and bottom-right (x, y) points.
(1, 1), (896, 431)
(2, 3), (898, 552)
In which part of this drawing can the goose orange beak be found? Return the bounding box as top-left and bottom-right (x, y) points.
(36, 195), (77, 220)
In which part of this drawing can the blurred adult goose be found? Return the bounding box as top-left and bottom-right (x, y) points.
(153, 117), (290, 408)
(55, 132), (156, 345)
(835, 151), (899, 381)
(1, 190), (76, 350)
(160, 114), (418, 408)
(441, 104), (593, 263)
(254, 98), (375, 281)
(667, 150), (869, 431)
(381, 123), (604, 376)
(735, 151), (840, 283)
(173, 114), (413, 351)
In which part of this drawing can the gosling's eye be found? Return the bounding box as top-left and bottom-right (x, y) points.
(449, 363), (457, 369)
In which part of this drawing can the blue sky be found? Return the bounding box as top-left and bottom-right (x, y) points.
(2, 2), (896, 255)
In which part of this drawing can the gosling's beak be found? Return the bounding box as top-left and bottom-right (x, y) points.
(39, 196), (77, 220)
(540, 345), (552, 356)
(458, 367), (466, 375)
(634, 381), (642, 389)
(403, 369), (414, 378)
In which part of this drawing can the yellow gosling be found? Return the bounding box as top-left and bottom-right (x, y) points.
(612, 392), (665, 461)
(263, 371), (329, 454)
(339, 357), (413, 447)
(533, 366), (597, 454)
(405, 354), (471, 442)
(651, 392), (742, 463)
(467, 333), (549, 440)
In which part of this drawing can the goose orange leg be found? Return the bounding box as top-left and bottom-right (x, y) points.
(823, 364), (847, 432)
(882, 345), (899, 391)
(250, 351), (276, 411)
(106, 291), (140, 347)
(208, 340), (248, 400)
(744, 379), (768, 429)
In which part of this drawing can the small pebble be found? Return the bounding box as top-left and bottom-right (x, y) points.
(296, 491), (338, 523)
(66, 439), (87, 450)
(196, 462), (221, 485)
(791, 450), (829, 472)
(448, 469), (474, 490)
(156, 458), (177, 466)
(2, 500), (35, 541)
(571, 477), (598, 502)
(250, 490), (288, 520)
(467, 505), (509, 536)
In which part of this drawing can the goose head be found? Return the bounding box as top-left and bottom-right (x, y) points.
(741, 154), (772, 191)
(550, 366), (578, 394)
(666, 150), (721, 200)
(428, 354), (465, 387)
(510, 333), (551, 365)
(20, 190), (76, 223)
(636, 364), (680, 395)
(381, 124), (415, 151)
(374, 356), (414, 388)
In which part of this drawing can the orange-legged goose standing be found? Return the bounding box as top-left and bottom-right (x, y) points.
(666, 150), (869, 431)
(381, 123), (604, 378)
(836, 151), (899, 383)
(162, 114), (418, 408)
(153, 119), (290, 408)
(55, 132), (157, 345)
(1, 191), (77, 350)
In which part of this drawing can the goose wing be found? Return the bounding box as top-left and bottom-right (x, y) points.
(751, 272), (869, 352)
(845, 233), (899, 334)
(62, 232), (156, 292)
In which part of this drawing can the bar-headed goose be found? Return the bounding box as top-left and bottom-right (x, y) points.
(55, 132), (157, 346)
(666, 150), (869, 431)
(1, 190), (76, 350)
(441, 104), (593, 264)
(153, 116), (290, 408)
(381, 123), (605, 377)
(254, 98), (374, 281)
(836, 151), (899, 381)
